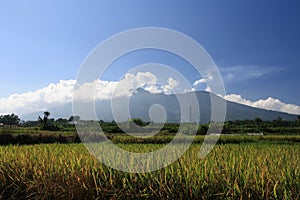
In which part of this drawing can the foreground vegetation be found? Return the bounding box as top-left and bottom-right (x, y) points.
(0, 143), (299, 199)
(1, 113), (299, 199)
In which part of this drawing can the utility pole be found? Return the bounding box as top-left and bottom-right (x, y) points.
(189, 106), (192, 123)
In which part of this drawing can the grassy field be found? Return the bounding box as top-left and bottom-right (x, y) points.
(0, 142), (299, 199)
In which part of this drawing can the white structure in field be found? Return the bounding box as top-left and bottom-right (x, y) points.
(246, 133), (264, 136)
(209, 133), (264, 136)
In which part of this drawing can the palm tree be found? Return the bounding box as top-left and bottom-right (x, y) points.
(43, 111), (50, 123)
(38, 111), (50, 130)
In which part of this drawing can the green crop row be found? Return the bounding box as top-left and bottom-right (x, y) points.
(1, 133), (300, 146)
(112, 135), (300, 144)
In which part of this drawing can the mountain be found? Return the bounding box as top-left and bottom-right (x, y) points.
(22, 89), (298, 123)
(126, 89), (297, 123)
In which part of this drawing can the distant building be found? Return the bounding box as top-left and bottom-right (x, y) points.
(209, 133), (222, 136)
(68, 121), (83, 125)
(247, 133), (264, 136)
(209, 133), (264, 136)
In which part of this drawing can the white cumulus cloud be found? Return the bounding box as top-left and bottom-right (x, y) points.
(0, 72), (180, 116)
(192, 73), (213, 92)
(223, 94), (300, 115)
(161, 77), (179, 94)
(0, 80), (76, 116)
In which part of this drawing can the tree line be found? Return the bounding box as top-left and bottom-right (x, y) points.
(1, 112), (300, 134)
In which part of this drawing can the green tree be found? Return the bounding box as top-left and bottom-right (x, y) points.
(38, 111), (51, 130)
(130, 118), (145, 126)
(38, 111), (60, 131)
(68, 116), (81, 122)
(127, 118), (149, 133)
(273, 117), (283, 127)
(0, 113), (20, 125)
(221, 121), (232, 134)
(297, 116), (300, 126)
(197, 124), (209, 135)
(255, 117), (263, 131)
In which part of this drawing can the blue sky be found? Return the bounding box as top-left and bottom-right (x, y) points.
(0, 0), (300, 116)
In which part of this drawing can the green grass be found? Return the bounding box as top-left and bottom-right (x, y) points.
(0, 143), (299, 199)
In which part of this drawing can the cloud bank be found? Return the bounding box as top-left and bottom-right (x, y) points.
(223, 94), (300, 115)
(0, 71), (299, 117)
(0, 72), (179, 116)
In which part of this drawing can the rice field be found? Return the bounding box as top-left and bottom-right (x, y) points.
(0, 143), (299, 199)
